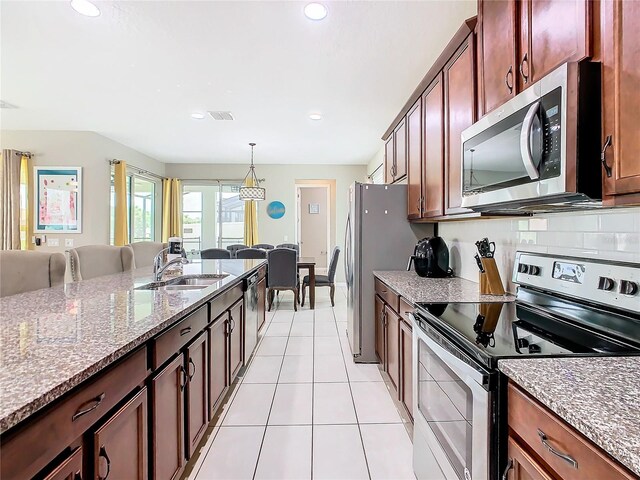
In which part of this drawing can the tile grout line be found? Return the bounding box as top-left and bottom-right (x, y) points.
(311, 303), (316, 480)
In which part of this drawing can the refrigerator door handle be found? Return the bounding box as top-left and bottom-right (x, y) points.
(344, 213), (351, 285)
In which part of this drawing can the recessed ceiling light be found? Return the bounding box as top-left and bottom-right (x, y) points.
(191, 112), (206, 120)
(304, 3), (328, 20)
(70, 0), (100, 17)
(309, 113), (323, 121)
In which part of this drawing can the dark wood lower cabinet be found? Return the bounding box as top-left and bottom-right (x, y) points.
(257, 277), (266, 332)
(375, 295), (386, 365)
(42, 447), (83, 480)
(385, 305), (400, 393)
(229, 299), (243, 382)
(505, 436), (554, 480)
(93, 388), (148, 480)
(208, 314), (228, 416)
(400, 319), (413, 420)
(186, 333), (208, 459)
(152, 354), (185, 480)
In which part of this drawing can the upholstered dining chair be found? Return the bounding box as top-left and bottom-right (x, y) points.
(252, 243), (274, 250)
(226, 244), (248, 258)
(302, 246), (340, 307)
(201, 248), (231, 259)
(266, 248), (299, 311)
(0, 250), (66, 297)
(276, 243), (299, 254)
(129, 241), (167, 268)
(236, 248), (267, 259)
(68, 245), (135, 281)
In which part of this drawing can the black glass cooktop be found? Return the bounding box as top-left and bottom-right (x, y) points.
(415, 293), (640, 368)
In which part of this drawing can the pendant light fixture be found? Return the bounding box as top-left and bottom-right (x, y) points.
(239, 142), (266, 201)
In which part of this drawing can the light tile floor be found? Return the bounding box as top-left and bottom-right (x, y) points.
(189, 287), (415, 480)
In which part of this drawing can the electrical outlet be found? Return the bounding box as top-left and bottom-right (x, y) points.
(65, 239), (74, 247)
(48, 238), (59, 247)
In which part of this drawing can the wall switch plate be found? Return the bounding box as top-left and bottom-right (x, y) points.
(65, 239), (74, 247)
(284, 235), (288, 241)
(48, 238), (59, 247)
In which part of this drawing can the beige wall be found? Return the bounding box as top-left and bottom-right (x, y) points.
(165, 163), (367, 282)
(299, 186), (330, 269)
(367, 145), (384, 178)
(0, 130), (165, 253)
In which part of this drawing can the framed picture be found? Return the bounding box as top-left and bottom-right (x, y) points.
(308, 203), (320, 214)
(34, 167), (82, 233)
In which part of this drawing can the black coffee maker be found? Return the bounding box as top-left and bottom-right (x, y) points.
(406, 237), (453, 278)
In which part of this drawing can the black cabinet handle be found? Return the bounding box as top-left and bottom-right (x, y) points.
(98, 446), (111, 480)
(501, 459), (513, 480)
(180, 326), (192, 336)
(519, 53), (529, 84)
(505, 65), (514, 94)
(71, 393), (105, 421)
(188, 358), (196, 381)
(179, 365), (187, 391)
(601, 135), (613, 178)
(537, 429), (578, 468)
(229, 316), (235, 333)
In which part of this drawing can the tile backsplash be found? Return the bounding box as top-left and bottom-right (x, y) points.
(438, 207), (640, 293)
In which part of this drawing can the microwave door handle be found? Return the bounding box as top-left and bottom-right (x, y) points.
(520, 101), (541, 180)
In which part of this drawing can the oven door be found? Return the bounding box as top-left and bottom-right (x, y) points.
(411, 313), (492, 480)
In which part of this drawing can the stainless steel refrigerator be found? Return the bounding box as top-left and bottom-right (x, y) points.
(344, 182), (433, 363)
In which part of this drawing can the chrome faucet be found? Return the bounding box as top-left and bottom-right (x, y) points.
(153, 247), (189, 282)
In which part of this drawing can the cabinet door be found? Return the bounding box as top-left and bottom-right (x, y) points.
(399, 320), (413, 421)
(42, 447), (83, 480)
(208, 314), (228, 416)
(152, 354), (185, 480)
(504, 436), (554, 480)
(444, 36), (476, 215)
(394, 119), (407, 181)
(602, 0), (640, 197)
(407, 98), (423, 219)
(478, 0), (517, 115)
(385, 305), (400, 395)
(422, 74), (445, 218)
(93, 388), (148, 480)
(374, 295), (386, 365)
(257, 277), (266, 332)
(520, 0), (590, 88)
(186, 333), (208, 459)
(229, 299), (243, 382)
(384, 136), (395, 183)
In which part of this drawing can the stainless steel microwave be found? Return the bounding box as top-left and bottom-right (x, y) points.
(460, 62), (602, 212)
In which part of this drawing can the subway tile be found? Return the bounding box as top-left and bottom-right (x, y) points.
(615, 233), (640, 252)
(583, 232), (616, 250)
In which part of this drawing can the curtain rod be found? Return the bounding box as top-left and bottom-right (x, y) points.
(108, 159), (166, 181)
(15, 150), (32, 158)
(181, 178), (266, 183)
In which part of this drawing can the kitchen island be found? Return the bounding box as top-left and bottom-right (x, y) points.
(0, 259), (266, 480)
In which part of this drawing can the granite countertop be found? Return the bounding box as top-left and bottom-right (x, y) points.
(499, 357), (640, 476)
(0, 259), (265, 434)
(373, 270), (515, 304)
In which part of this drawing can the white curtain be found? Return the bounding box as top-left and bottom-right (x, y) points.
(1, 149), (23, 250)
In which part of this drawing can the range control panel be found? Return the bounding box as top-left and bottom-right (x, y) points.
(513, 251), (640, 314)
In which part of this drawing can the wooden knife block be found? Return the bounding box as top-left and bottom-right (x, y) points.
(479, 257), (506, 295)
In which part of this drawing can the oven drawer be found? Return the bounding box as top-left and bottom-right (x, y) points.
(374, 278), (399, 312)
(508, 383), (635, 480)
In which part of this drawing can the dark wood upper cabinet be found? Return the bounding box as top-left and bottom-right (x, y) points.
(422, 74), (445, 218)
(152, 354), (185, 480)
(602, 0), (640, 199)
(385, 305), (400, 394)
(478, 0), (517, 115)
(444, 35), (476, 215)
(406, 98), (423, 219)
(93, 388), (148, 480)
(229, 299), (243, 382)
(374, 295), (385, 365)
(384, 136), (395, 183)
(186, 332), (208, 459)
(394, 119), (407, 181)
(208, 314), (228, 416)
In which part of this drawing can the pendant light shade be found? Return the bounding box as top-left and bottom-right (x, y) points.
(239, 143), (266, 201)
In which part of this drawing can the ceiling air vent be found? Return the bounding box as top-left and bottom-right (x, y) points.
(208, 111), (235, 121)
(0, 100), (18, 109)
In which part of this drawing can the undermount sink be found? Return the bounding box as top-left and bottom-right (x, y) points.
(136, 274), (229, 291)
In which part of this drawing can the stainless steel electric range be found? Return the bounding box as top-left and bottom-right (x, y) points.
(411, 251), (640, 480)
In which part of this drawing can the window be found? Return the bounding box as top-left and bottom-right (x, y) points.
(110, 171), (160, 244)
(182, 182), (245, 253)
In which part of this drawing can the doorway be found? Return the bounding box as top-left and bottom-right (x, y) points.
(296, 184), (331, 270)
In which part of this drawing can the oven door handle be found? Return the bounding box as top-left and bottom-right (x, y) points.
(519, 101), (541, 180)
(410, 313), (489, 387)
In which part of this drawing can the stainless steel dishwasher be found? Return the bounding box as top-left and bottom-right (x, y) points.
(242, 272), (260, 368)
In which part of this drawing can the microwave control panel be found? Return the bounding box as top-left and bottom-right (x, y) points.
(538, 87), (563, 180)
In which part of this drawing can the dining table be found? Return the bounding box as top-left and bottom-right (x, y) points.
(297, 256), (316, 309)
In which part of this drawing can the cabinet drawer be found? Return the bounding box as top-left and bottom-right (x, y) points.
(209, 284), (243, 324)
(153, 305), (208, 370)
(399, 297), (414, 324)
(374, 278), (399, 312)
(1, 347), (147, 480)
(508, 383), (635, 480)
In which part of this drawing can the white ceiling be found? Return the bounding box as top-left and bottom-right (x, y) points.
(0, 1), (476, 164)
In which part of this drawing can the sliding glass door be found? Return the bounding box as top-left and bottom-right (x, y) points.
(182, 182), (245, 253)
(110, 172), (160, 244)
